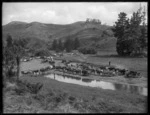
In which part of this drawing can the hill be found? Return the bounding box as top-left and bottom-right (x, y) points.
(3, 21), (116, 51)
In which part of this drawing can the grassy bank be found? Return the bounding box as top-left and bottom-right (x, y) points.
(4, 75), (145, 113)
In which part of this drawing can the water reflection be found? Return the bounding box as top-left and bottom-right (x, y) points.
(45, 74), (147, 96)
(64, 74), (81, 80)
(82, 78), (94, 82)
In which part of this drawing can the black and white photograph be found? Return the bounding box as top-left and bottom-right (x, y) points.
(2, 2), (148, 113)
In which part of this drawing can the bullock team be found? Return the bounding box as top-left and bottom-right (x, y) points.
(21, 66), (53, 76)
(21, 57), (141, 78)
(54, 60), (141, 78)
(21, 56), (54, 76)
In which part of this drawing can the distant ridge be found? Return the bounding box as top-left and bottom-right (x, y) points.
(6, 21), (29, 25)
(3, 20), (116, 51)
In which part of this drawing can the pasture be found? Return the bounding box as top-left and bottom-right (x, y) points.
(86, 50), (147, 78)
(20, 59), (50, 71)
(18, 75), (147, 113)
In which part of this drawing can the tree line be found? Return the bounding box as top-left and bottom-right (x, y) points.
(85, 18), (101, 25)
(51, 37), (80, 52)
(113, 5), (147, 56)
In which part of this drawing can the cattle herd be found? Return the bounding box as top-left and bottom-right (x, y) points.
(21, 57), (141, 78)
(55, 61), (141, 78)
(21, 66), (53, 76)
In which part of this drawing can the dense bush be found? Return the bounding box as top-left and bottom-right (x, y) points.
(34, 48), (50, 57)
(102, 29), (114, 37)
(14, 80), (43, 95)
(51, 38), (80, 52)
(78, 47), (97, 54)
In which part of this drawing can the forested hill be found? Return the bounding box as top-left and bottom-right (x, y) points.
(3, 20), (116, 51)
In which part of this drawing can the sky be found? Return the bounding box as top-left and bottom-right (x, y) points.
(2, 2), (148, 26)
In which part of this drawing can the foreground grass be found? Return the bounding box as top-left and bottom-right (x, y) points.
(3, 75), (147, 113)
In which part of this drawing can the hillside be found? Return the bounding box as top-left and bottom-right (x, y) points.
(3, 21), (116, 51)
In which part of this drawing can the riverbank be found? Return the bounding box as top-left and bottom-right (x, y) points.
(36, 70), (147, 88)
(13, 75), (147, 113)
(20, 55), (147, 88)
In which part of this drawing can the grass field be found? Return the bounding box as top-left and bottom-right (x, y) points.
(3, 73), (147, 113)
(17, 75), (147, 113)
(86, 50), (147, 78)
(20, 59), (50, 71)
(60, 50), (147, 78)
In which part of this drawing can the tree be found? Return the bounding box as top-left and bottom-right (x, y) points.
(113, 12), (130, 56)
(140, 25), (147, 50)
(74, 38), (80, 50)
(52, 39), (58, 50)
(13, 39), (25, 82)
(64, 38), (73, 52)
(113, 5), (147, 56)
(139, 6), (147, 52)
(78, 47), (97, 54)
(58, 39), (63, 51)
(3, 37), (25, 83)
(126, 6), (147, 55)
(3, 35), (16, 82)
(35, 48), (50, 56)
(3, 46), (15, 80)
(6, 34), (13, 48)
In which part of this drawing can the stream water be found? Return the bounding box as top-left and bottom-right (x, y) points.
(45, 73), (147, 96)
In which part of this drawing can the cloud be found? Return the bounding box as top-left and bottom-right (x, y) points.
(2, 2), (148, 26)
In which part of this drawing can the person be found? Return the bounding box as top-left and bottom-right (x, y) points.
(109, 61), (111, 66)
(54, 72), (55, 79)
(50, 56), (53, 61)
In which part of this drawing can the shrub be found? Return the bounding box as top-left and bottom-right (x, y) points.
(78, 47), (97, 54)
(14, 80), (43, 95)
(34, 48), (50, 57)
(26, 82), (43, 94)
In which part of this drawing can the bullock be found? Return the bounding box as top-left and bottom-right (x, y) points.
(99, 66), (106, 70)
(40, 68), (46, 73)
(82, 69), (89, 76)
(96, 69), (103, 75)
(108, 66), (116, 71)
(23, 58), (30, 62)
(49, 60), (55, 65)
(21, 70), (31, 75)
(118, 69), (128, 75)
(29, 57), (33, 60)
(102, 71), (114, 77)
(41, 59), (48, 63)
(74, 68), (82, 75)
(55, 66), (61, 70)
(125, 71), (140, 78)
(32, 70), (40, 76)
(90, 69), (96, 75)
(62, 59), (67, 63)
